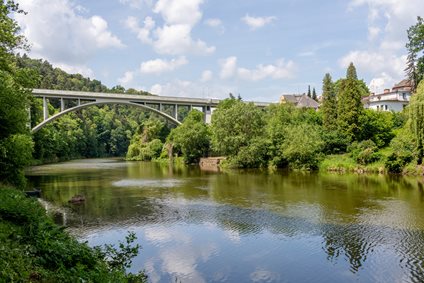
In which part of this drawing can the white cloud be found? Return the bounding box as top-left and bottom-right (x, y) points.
(125, 0), (215, 55)
(55, 63), (94, 78)
(140, 56), (188, 74)
(118, 71), (135, 86)
(154, 0), (203, 27)
(241, 14), (276, 30)
(340, 50), (406, 77)
(15, 0), (124, 67)
(204, 18), (225, 34)
(219, 57), (237, 79)
(343, 0), (424, 88)
(220, 56), (296, 81)
(124, 16), (155, 44)
(153, 24), (215, 55)
(237, 59), (296, 81)
(368, 26), (380, 41)
(200, 70), (213, 82)
(149, 80), (236, 99)
(205, 18), (222, 28)
(119, 0), (152, 9)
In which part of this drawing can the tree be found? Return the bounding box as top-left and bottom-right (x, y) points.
(337, 63), (365, 141)
(0, 1), (35, 187)
(167, 110), (210, 164)
(211, 98), (267, 167)
(312, 87), (317, 101)
(281, 123), (324, 170)
(406, 16), (424, 91)
(307, 85), (311, 98)
(410, 80), (424, 164)
(321, 73), (337, 130)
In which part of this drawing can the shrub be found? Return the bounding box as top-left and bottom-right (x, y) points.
(385, 127), (415, 173)
(0, 187), (147, 282)
(348, 140), (381, 165)
(281, 123), (324, 170)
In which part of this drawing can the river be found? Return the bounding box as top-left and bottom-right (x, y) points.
(26, 158), (424, 283)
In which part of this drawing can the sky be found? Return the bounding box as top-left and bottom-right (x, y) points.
(14, 0), (424, 102)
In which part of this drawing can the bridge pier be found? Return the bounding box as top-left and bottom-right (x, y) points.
(60, 98), (65, 112)
(43, 97), (49, 121)
(175, 104), (178, 120)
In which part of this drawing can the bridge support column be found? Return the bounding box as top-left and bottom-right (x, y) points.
(43, 97), (48, 121)
(175, 104), (178, 121)
(77, 98), (81, 106)
(60, 98), (65, 112)
(204, 106), (212, 124)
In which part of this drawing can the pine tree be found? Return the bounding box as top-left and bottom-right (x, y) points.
(406, 17), (424, 90)
(312, 87), (317, 101)
(346, 62), (358, 80)
(321, 73), (337, 130)
(307, 85), (311, 98)
(337, 63), (363, 141)
(410, 81), (424, 164)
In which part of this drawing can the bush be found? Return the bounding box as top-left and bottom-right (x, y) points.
(385, 153), (409, 174)
(0, 187), (147, 282)
(281, 123), (324, 170)
(385, 127), (415, 173)
(321, 130), (349, 154)
(348, 140), (381, 165)
(225, 138), (269, 168)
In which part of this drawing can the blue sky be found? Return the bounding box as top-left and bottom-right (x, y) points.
(15, 0), (424, 102)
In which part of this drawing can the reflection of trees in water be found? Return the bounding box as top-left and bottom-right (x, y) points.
(28, 164), (424, 281)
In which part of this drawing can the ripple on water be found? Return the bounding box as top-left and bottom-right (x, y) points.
(112, 179), (185, 188)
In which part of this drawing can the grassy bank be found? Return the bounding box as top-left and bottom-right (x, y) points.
(0, 186), (146, 282)
(319, 154), (386, 174)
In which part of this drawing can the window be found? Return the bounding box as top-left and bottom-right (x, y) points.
(385, 105), (388, 111)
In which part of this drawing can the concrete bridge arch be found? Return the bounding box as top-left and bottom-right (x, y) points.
(31, 100), (181, 133)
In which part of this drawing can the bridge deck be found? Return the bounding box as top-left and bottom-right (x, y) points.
(32, 89), (271, 107)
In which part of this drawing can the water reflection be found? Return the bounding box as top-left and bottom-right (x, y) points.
(27, 159), (424, 282)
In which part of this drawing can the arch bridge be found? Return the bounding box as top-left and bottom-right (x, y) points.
(30, 89), (271, 133)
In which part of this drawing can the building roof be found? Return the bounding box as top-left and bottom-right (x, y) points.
(280, 94), (319, 109)
(392, 79), (413, 91)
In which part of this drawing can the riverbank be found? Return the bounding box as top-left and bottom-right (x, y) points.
(0, 186), (147, 282)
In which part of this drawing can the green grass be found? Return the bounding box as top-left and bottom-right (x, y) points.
(0, 186), (147, 282)
(319, 154), (386, 174)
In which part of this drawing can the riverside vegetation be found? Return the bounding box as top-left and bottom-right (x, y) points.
(1, 0), (424, 280)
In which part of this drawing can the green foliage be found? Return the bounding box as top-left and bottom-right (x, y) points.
(337, 63), (366, 141)
(321, 130), (349, 154)
(168, 110), (210, 164)
(385, 124), (416, 173)
(0, 134), (33, 187)
(409, 80), (424, 164)
(0, 187), (147, 282)
(312, 87), (317, 101)
(406, 16), (424, 89)
(225, 138), (269, 168)
(126, 119), (166, 161)
(0, 1), (36, 187)
(211, 99), (265, 157)
(321, 73), (337, 130)
(281, 123), (324, 170)
(358, 110), (395, 147)
(348, 140), (381, 165)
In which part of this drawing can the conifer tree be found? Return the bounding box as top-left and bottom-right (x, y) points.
(337, 63), (363, 141)
(307, 85), (311, 98)
(321, 73), (337, 130)
(312, 87), (317, 101)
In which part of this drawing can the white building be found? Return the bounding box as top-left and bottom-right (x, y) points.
(363, 79), (412, 112)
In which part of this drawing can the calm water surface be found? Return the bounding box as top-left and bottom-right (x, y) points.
(26, 159), (424, 283)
